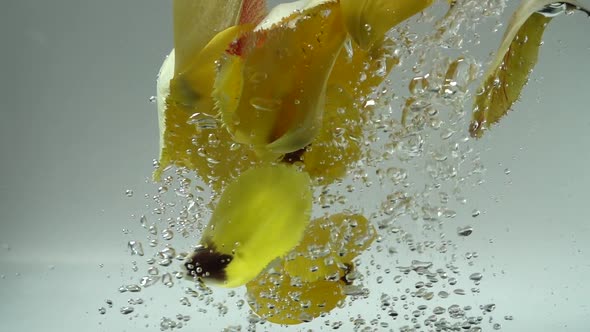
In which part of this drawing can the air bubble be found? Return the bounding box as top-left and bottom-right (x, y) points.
(469, 273), (483, 282)
(457, 226), (473, 237)
(250, 97), (282, 112)
(120, 306), (134, 315)
(162, 228), (174, 241)
(481, 303), (496, 312)
(128, 241), (144, 256)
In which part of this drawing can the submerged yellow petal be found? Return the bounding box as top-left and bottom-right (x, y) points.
(284, 213), (376, 283)
(214, 2), (347, 157)
(246, 212), (374, 324)
(340, 0), (434, 49)
(186, 164), (312, 288)
(246, 270), (346, 325)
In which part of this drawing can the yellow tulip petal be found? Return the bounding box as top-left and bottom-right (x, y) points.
(186, 164), (312, 288)
(246, 269), (346, 325)
(340, 0), (434, 49)
(214, 2), (347, 157)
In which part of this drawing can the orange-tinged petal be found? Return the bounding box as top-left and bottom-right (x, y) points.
(283, 216), (344, 283)
(214, 2), (347, 157)
(284, 213), (376, 283)
(246, 213), (373, 324)
(239, 0), (267, 25)
(330, 213), (376, 263)
(246, 269), (346, 325)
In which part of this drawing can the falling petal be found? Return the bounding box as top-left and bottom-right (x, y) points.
(186, 165), (312, 288)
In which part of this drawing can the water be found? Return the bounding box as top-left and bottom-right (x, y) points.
(100, 1), (587, 330)
(1, 0), (587, 331)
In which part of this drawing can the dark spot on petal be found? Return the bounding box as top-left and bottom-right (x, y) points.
(185, 242), (233, 283)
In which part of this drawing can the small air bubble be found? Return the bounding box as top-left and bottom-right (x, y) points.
(250, 97), (282, 112)
(482, 303), (496, 312)
(128, 241), (144, 256)
(469, 273), (483, 282)
(162, 229), (174, 241)
(125, 284), (141, 292)
(139, 215), (147, 228)
(120, 306), (134, 315)
(457, 226), (473, 237)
